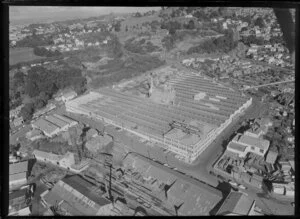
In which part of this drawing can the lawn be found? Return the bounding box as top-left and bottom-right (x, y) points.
(10, 47), (43, 66)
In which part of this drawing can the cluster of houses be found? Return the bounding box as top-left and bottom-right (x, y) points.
(213, 118), (272, 189)
(182, 55), (270, 82)
(213, 116), (295, 200)
(10, 104), (25, 130)
(43, 33), (111, 53)
(246, 43), (293, 68)
(9, 24), (32, 47)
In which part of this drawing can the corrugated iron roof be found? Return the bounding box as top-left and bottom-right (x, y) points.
(10, 161), (28, 175)
(217, 191), (254, 215)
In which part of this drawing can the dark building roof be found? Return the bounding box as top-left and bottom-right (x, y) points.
(43, 174), (110, 215)
(124, 153), (223, 215)
(216, 191), (255, 215)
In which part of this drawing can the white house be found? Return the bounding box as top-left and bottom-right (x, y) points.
(227, 134), (270, 157)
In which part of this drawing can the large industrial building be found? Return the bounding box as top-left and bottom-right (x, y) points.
(66, 72), (252, 163)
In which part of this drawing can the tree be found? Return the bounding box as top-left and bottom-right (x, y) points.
(125, 25), (128, 32)
(135, 12), (142, 17)
(187, 20), (195, 29)
(34, 98), (46, 109)
(19, 103), (34, 122)
(114, 22), (121, 32)
(254, 17), (265, 28)
(25, 80), (40, 97)
(193, 10), (208, 21)
(13, 71), (25, 87)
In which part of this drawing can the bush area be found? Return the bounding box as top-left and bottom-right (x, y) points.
(124, 38), (160, 54)
(33, 47), (62, 57)
(16, 34), (54, 48)
(187, 29), (238, 54)
(90, 54), (165, 88)
(19, 64), (86, 121)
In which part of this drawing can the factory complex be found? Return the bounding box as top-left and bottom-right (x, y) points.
(66, 71), (252, 163)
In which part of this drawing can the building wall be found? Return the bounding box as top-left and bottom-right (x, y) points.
(9, 178), (27, 187)
(227, 147), (248, 158)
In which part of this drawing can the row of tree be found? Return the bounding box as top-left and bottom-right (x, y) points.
(33, 47), (62, 57)
(187, 29), (238, 54)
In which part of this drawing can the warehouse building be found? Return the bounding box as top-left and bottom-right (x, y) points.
(123, 153), (223, 215)
(40, 174), (110, 215)
(32, 114), (78, 138)
(66, 72), (252, 163)
(45, 115), (70, 131)
(53, 114), (78, 127)
(9, 161), (28, 188)
(216, 191), (257, 215)
(32, 118), (60, 137)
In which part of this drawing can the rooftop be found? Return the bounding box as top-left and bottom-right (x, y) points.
(9, 188), (29, 212)
(43, 175), (110, 215)
(265, 150), (278, 164)
(234, 134), (270, 151)
(10, 161), (28, 175)
(53, 114), (77, 125)
(33, 149), (61, 162)
(33, 118), (60, 135)
(124, 153), (223, 215)
(217, 191), (255, 215)
(227, 142), (247, 152)
(63, 90), (77, 98)
(10, 172), (27, 182)
(45, 115), (69, 129)
(164, 128), (201, 146)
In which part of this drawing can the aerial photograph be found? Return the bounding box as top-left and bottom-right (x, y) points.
(8, 6), (295, 216)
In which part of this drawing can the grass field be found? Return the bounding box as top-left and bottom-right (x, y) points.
(10, 47), (43, 66)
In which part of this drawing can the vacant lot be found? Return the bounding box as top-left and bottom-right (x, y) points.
(10, 47), (43, 65)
